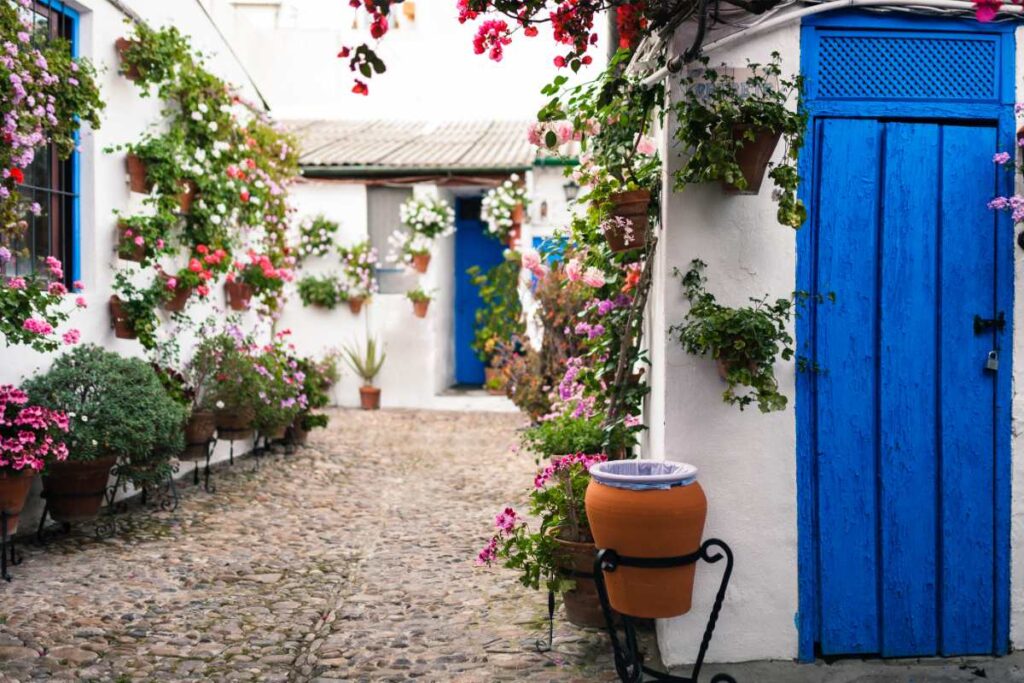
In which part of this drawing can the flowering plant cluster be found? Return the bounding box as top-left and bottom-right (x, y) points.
(386, 229), (433, 267)
(229, 249), (290, 300)
(467, 251), (525, 364)
(399, 196), (455, 239)
(0, 0), (103, 238)
(481, 175), (529, 242)
(337, 240), (379, 300)
(295, 214), (339, 260)
(190, 326), (264, 417)
(0, 384), (68, 472)
(252, 332), (309, 434)
(476, 452), (606, 593)
(0, 250), (83, 352)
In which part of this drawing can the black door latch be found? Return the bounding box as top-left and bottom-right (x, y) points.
(974, 311), (1006, 335)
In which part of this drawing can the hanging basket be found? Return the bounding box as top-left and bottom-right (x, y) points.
(225, 281), (253, 311)
(412, 300), (430, 318)
(584, 460), (707, 619)
(605, 190), (650, 253)
(0, 469), (36, 536)
(722, 126), (781, 194)
(108, 296), (137, 340)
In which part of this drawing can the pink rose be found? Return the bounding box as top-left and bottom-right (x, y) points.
(582, 267), (606, 288)
(564, 258), (583, 282)
(636, 135), (657, 156)
(555, 120), (574, 145)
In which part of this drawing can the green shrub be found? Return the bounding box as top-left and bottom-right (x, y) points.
(521, 414), (606, 459)
(24, 345), (185, 487)
(297, 275), (343, 309)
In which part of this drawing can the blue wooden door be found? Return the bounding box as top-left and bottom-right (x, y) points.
(453, 197), (506, 385)
(809, 118), (1006, 657)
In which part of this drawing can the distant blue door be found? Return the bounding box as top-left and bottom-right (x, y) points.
(454, 197), (505, 385)
(798, 13), (1014, 661)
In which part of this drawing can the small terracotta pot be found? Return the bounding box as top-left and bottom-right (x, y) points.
(359, 386), (380, 410)
(42, 457), (117, 524)
(160, 274), (193, 312)
(605, 190), (650, 253)
(348, 298), (365, 315)
(176, 180), (197, 214)
(109, 296), (137, 340)
(216, 407), (255, 441)
(553, 536), (608, 628)
(723, 126), (781, 194)
(0, 469), (36, 536)
(585, 479), (708, 619)
(115, 37), (141, 81)
(289, 422), (309, 446)
(411, 253), (431, 274)
(715, 358), (757, 381)
(225, 281), (253, 311)
(412, 299), (430, 318)
(117, 225), (146, 263)
(125, 153), (151, 194)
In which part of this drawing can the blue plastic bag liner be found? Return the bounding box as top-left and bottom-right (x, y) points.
(589, 460), (698, 491)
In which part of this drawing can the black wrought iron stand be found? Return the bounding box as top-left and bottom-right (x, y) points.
(594, 538), (736, 683)
(1, 510), (21, 581)
(190, 437), (217, 493)
(37, 467), (125, 543)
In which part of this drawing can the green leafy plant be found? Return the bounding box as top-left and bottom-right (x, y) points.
(522, 413), (606, 459)
(343, 337), (386, 386)
(111, 272), (165, 350)
(294, 353), (336, 431)
(296, 215), (340, 261)
(669, 260), (794, 413)
(468, 252), (525, 364)
(23, 345), (185, 487)
(192, 331), (263, 416)
(673, 53), (807, 228)
(297, 275), (343, 309)
(252, 341), (306, 434)
(405, 286), (433, 303)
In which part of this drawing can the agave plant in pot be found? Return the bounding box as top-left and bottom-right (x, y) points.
(0, 386), (70, 536)
(24, 345), (185, 524)
(477, 452), (609, 628)
(343, 338), (386, 410)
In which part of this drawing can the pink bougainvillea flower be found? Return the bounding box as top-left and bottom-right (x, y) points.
(974, 0), (1001, 21)
(993, 151), (1012, 165)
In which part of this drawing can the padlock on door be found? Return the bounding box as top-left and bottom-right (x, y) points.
(985, 350), (999, 372)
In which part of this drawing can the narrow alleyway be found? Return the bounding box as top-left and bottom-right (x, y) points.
(0, 410), (622, 682)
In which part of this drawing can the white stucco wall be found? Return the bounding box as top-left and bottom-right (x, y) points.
(651, 26), (802, 666)
(1009, 23), (1024, 656)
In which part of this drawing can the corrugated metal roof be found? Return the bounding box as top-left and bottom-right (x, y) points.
(284, 120), (539, 172)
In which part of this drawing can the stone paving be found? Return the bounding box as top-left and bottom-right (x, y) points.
(0, 409), (629, 682)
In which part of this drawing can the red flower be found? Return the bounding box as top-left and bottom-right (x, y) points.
(240, 190), (251, 202)
(337, 46), (351, 58)
(554, 55), (566, 68)
(197, 244), (209, 254)
(524, 25), (538, 37)
(352, 80), (369, 96)
(188, 258), (203, 273)
(9, 168), (24, 184)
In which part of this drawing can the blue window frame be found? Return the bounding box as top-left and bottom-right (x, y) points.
(12, 0), (80, 285)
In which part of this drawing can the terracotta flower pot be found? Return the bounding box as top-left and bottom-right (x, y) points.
(176, 180), (197, 214)
(359, 386), (380, 410)
(115, 37), (141, 81)
(263, 424), (288, 441)
(41, 457), (117, 524)
(484, 367), (506, 395)
(125, 153), (151, 194)
(715, 358), (758, 381)
(289, 421), (309, 446)
(181, 410), (216, 461)
(225, 281), (253, 311)
(160, 274), (193, 313)
(605, 190), (650, 253)
(216, 407), (255, 441)
(411, 253), (431, 274)
(117, 225), (146, 263)
(108, 296), (137, 340)
(723, 126), (781, 194)
(348, 298), (365, 315)
(553, 536), (609, 628)
(0, 469), (36, 536)
(412, 300), (430, 318)
(585, 477), (708, 619)
(506, 220), (522, 248)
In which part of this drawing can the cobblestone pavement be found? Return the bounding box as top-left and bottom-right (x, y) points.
(0, 409), (630, 682)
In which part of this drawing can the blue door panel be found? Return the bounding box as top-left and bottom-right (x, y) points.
(453, 200), (505, 385)
(815, 118), (882, 655)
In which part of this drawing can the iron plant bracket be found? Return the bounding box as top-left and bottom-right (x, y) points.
(191, 437), (218, 493)
(1, 510), (22, 582)
(594, 539), (736, 683)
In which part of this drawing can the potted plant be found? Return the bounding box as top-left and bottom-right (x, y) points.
(252, 341), (307, 441)
(296, 215), (340, 263)
(297, 275), (343, 310)
(482, 175), (530, 245)
(477, 452), (609, 628)
(522, 414), (606, 463)
(0, 385), (69, 535)
(399, 196), (456, 240)
(669, 260), (794, 413)
(290, 353), (339, 445)
(406, 287), (433, 318)
(24, 345), (185, 523)
(157, 272), (193, 312)
(110, 273), (161, 349)
(227, 250), (286, 313)
(673, 53), (807, 228)
(343, 337), (386, 410)
(338, 240), (378, 314)
(386, 230), (435, 274)
(195, 333), (262, 440)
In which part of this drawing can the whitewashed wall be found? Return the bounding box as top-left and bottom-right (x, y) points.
(650, 26), (802, 665)
(1009, 22), (1024, 658)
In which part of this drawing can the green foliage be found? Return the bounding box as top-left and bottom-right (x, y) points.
(673, 53), (807, 228)
(23, 345), (185, 487)
(294, 354), (335, 431)
(0, 272), (74, 353)
(297, 275), (343, 309)
(405, 286), (432, 303)
(343, 338), (386, 385)
(669, 260), (795, 413)
(252, 344), (305, 433)
(192, 333), (263, 415)
(297, 215), (340, 260)
(522, 414), (605, 459)
(468, 253), (525, 363)
(111, 272), (166, 351)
